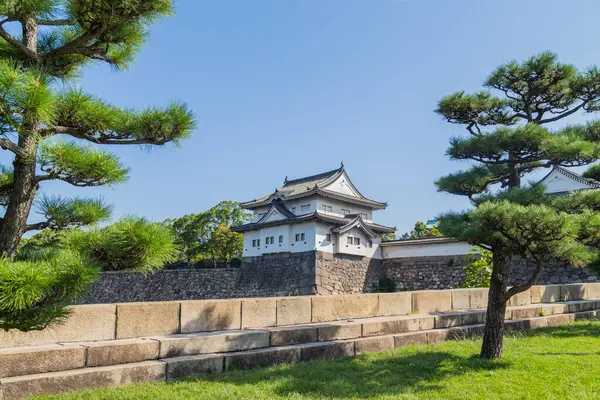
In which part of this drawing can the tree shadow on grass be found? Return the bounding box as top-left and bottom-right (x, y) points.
(194, 350), (509, 399)
(509, 320), (600, 339)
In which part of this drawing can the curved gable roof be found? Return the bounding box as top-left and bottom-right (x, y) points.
(240, 165), (387, 210)
(331, 215), (378, 239)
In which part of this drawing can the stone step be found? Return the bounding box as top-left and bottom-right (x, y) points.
(2, 300), (599, 386)
(2, 309), (599, 399)
(149, 330), (271, 358)
(0, 361), (165, 400)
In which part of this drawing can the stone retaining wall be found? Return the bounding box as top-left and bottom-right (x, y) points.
(381, 255), (599, 291)
(79, 251), (317, 304)
(4, 283), (600, 349)
(315, 252), (381, 295)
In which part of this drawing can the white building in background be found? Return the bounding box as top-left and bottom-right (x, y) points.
(232, 165), (600, 260)
(539, 166), (600, 195)
(231, 164), (396, 259)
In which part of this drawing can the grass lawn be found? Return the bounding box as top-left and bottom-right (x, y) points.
(35, 321), (600, 400)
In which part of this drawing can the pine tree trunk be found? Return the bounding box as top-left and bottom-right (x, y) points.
(480, 250), (510, 359)
(0, 136), (38, 256)
(0, 17), (40, 256)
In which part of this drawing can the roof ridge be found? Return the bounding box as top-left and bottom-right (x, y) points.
(554, 166), (600, 187)
(283, 166), (343, 187)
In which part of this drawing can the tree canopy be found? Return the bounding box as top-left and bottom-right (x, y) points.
(164, 201), (251, 266)
(0, 0), (195, 255)
(435, 52), (600, 359)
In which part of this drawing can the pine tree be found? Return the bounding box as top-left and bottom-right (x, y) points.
(436, 52), (600, 359)
(0, 1), (194, 256)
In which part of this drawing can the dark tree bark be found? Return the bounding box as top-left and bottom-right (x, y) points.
(481, 250), (510, 359)
(0, 18), (40, 256)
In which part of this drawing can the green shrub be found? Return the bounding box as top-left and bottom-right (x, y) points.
(460, 247), (493, 288)
(0, 250), (99, 332)
(65, 216), (178, 273)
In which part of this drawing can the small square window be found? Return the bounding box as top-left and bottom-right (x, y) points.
(279, 235), (284, 243)
(301, 205), (310, 213)
(252, 239), (256, 247)
(347, 237), (353, 245)
(326, 234), (331, 242)
(368, 240), (373, 248)
(360, 213), (368, 220)
(257, 239), (260, 247)
(354, 237), (360, 246)
(295, 233), (300, 242)
(291, 207), (296, 213)
(322, 205), (332, 212)
(301, 233), (305, 241)
(341, 208), (351, 215)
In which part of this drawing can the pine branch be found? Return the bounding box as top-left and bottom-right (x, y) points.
(538, 103), (585, 124)
(503, 259), (544, 302)
(0, 138), (25, 157)
(36, 19), (75, 26)
(25, 221), (50, 231)
(0, 19), (38, 60)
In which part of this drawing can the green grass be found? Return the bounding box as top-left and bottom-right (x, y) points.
(36, 321), (600, 400)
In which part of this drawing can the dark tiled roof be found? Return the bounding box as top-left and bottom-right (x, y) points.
(240, 165), (387, 210)
(379, 237), (458, 246)
(231, 209), (395, 234)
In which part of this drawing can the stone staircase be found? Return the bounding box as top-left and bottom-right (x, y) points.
(1, 296), (600, 399)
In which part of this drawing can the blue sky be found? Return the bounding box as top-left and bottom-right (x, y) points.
(37, 0), (600, 234)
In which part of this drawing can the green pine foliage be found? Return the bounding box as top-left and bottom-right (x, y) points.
(0, 250), (99, 332)
(65, 217), (178, 274)
(0, 0), (193, 332)
(435, 52), (600, 358)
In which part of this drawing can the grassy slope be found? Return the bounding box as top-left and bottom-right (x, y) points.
(36, 321), (600, 400)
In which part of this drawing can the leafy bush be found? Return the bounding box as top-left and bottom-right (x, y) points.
(0, 250), (99, 332)
(460, 247), (493, 288)
(65, 216), (178, 273)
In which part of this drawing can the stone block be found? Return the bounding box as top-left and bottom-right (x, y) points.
(426, 329), (449, 343)
(545, 314), (570, 327)
(451, 288), (488, 310)
(0, 361), (165, 400)
(269, 326), (318, 346)
(116, 302), (179, 339)
(241, 298), (277, 329)
(467, 324), (485, 337)
(164, 354), (224, 380)
(561, 284), (586, 301)
(362, 316), (418, 337)
(276, 297), (312, 326)
(378, 292), (412, 316)
(434, 313), (462, 329)
(299, 341), (354, 361)
(0, 344), (86, 379)
(393, 331), (429, 348)
(354, 336), (395, 355)
(411, 290), (452, 313)
(180, 300), (241, 333)
(317, 322), (362, 341)
(542, 303), (568, 315)
(572, 311), (598, 321)
(525, 317), (548, 329)
(504, 319), (528, 331)
(508, 290), (531, 306)
(444, 326), (471, 340)
(0, 305), (116, 348)
(224, 346), (300, 371)
(155, 330), (270, 358)
(530, 285), (561, 304)
(83, 338), (159, 367)
(511, 306), (543, 320)
(462, 310), (485, 325)
(585, 283), (600, 300)
(311, 294), (379, 323)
